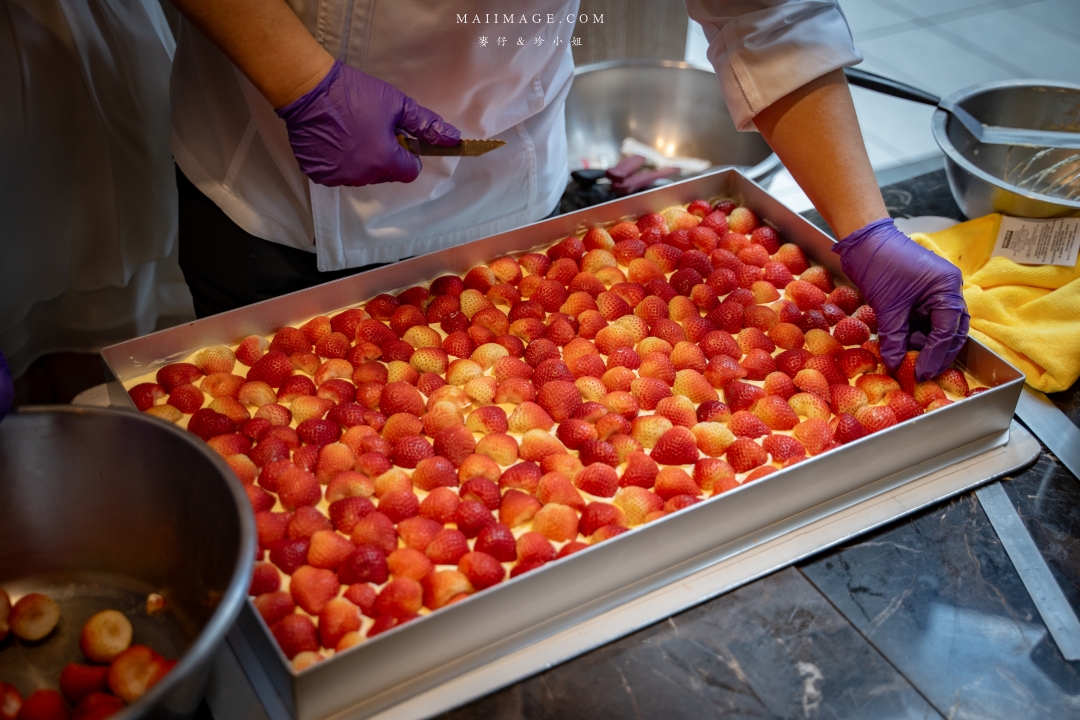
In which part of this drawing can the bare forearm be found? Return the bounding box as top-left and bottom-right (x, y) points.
(755, 69), (888, 239)
(171, 0), (333, 108)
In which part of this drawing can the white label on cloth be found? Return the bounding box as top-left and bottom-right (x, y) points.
(992, 216), (1080, 267)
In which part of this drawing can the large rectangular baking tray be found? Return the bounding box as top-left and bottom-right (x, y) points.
(101, 170), (1026, 720)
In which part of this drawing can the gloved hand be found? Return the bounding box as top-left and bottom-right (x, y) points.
(833, 218), (970, 382)
(0, 351), (13, 423)
(276, 60), (460, 187)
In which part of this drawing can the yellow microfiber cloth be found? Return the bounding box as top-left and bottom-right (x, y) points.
(908, 214), (1080, 392)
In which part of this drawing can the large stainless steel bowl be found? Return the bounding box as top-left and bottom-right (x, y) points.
(566, 60), (781, 182)
(932, 79), (1080, 218)
(0, 406), (256, 718)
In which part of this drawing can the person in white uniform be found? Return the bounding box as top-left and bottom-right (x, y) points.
(168, 0), (970, 381)
(0, 0), (185, 384)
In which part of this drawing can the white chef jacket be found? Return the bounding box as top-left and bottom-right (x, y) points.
(170, 1), (860, 273)
(0, 0), (186, 376)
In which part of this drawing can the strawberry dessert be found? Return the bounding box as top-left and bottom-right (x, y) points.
(123, 199), (985, 668)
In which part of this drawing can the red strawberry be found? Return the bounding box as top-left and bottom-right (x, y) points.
(329, 497), (375, 534)
(934, 368), (969, 397)
(894, 351), (919, 394)
(854, 405), (898, 433)
(380, 381), (425, 416)
(276, 467), (321, 510)
(247, 351), (293, 388)
(395, 517), (442, 553)
(166, 384), (204, 414)
(289, 565), (339, 617)
(793, 418), (834, 455)
(750, 225), (780, 253)
(836, 348), (877, 379)
(269, 538), (310, 575)
(455, 500), (497, 538)
(375, 577), (424, 616)
(458, 552), (505, 590)
(827, 285), (862, 314)
(833, 317), (870, 346)
(856, 373), (901, 404)
(575, 463), (620, 497)
(59, 664), (108, 706)
(422, 570), (474, 610)
(752, 395), (799, 430)
(128, 383), (166, 411)
(650, 426), (699, 465)
(727, 207), (758, 234)
(254, 591), (295, 628)
(378, 490), (420, 523)
(271, 615), (319, 660)
(723, 381), (765, 413)
(318, 597), (361, 649)
(248, 561), (281, 596)
(532, 504), (579, 542)
(830, 384), (868, 416)
(432, 425), (476, 466)
(17, 690), (69, 720)
(725, 438), (767, 473)
(156, 362), (202, 392)
(469, 523), (515, 563)
(854, 304), (878, 332)
(307, 530), (355, 571)
(339, 544), (390, 585)
(762, 434), (806, 462)
(426, 529), (470, 565)
(914, 380), (948, 408)
(833, 414), (868, 444)
(499, 490), (542, 528)
(73, 692), (124, 720)
(727, 411), (771, 439)
(885, 390), (923, 422)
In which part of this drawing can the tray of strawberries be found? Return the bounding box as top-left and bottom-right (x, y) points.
(101, 169), (1025, 720)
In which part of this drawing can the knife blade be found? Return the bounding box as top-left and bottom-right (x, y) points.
(397, 135), (506, 157)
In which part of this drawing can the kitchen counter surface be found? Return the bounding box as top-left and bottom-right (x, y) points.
(438, 169), (1080, 720)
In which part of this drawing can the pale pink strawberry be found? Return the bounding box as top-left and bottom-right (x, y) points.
(473, 433), (518, 467)
(690, 422), (735, 457)
(751, 395), (799, 431)
(855, 374), (901, 404)
(518, 429), (567, 463)
(788, 392), (832, 420)
(804, 329), (842, 356)
(531, 504), (579, 543)
(727, 207), (758, 234)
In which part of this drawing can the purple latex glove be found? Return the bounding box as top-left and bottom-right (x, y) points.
(833, 218), (970, 382)
(276, 60), (460, 187)
(0, 351), (13, 423)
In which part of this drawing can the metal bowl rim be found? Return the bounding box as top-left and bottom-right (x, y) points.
(8, 405), (257, 718)
(569, 59), (783, 182)
(931, 78), (1080, 211)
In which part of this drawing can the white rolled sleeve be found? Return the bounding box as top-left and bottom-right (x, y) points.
(686, 0), (862, 130)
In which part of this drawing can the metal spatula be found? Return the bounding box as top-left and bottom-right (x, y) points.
(844, 68), (1080, 151)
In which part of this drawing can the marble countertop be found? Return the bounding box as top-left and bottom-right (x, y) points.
(439, 170), (1080, 720)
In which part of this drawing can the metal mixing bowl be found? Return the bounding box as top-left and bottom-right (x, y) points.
(566, 60), (781, 182)
(932, 79), (1080, 218)
(0, 406), (256, 718)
